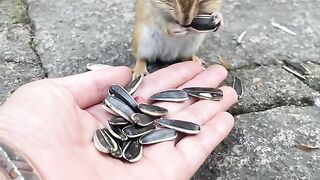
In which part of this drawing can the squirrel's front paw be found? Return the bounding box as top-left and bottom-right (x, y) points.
(133, 59), (149, 79)
(167, 24), (188, 37)
(171, 28), (188, 37)
(211, 12), (224, 31)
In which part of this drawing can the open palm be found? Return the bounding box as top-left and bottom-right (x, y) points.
(0, 62), (237, 180)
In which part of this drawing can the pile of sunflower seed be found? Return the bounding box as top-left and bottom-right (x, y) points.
(93, 75), (223, 162)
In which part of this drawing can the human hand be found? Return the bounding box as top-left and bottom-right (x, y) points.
(0, 61), (237, 180)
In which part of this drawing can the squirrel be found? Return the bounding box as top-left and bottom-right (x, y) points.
(131, 0), (223, 78)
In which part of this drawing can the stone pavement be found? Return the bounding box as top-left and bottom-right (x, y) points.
(1, 0), (319, 179)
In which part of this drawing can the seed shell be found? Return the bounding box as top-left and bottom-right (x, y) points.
(110, 141), (123, 158)
(183, 87), (223, 95)
(93, 129), (118, 153)
(122, 124), (156, 138)
(104, 95), (135, 123)
(232, 76), (243, 99)
(155, 119), (200, 134)
(150, 89), (188, 102)
(121, 140), (130, 150)
(106, 123), (128, 141)
(271, 22), (297, 36)
(183, 14), (220, 32)
(237, 30), (247, 44)
(131, 113), (156, 126)
(126, 74), (143, 95)
(138, 104), (168, 116)
(102, 101), (118, 116)
(283, 60), (310, 75)
(86, 63), (109, 71)
(183, 87), (223, 101)
(123, 139), (143, 163)
(282, 65), (306, 80)
(108, 117), (129, 126)
(109, 84), (140, 112)
(139, 129), (178, 145)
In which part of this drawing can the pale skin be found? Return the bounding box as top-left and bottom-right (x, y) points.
(0, 62), (237, 180)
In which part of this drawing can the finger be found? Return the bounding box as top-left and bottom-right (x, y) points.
(179, 65), (227, 88)
(134, 61), (203, 102)
(142, 86), (237, 163)
(165, 86), (237, 145)
(168, 86), (237, 125)
(54, 66), (132, 109)
(174, 112), (234, 178)
(85, 104), (114, 127)
(153, 65), (228, 116)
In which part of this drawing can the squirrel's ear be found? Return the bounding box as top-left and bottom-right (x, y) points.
(151, 0), (176, 11)
(198, 0), (221, 14)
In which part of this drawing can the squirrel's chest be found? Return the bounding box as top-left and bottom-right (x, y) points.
(137, 25), (206, 62)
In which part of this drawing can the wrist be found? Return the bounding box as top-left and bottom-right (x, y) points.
(0, 113), (42, 180)
(0, 136), (42, 180)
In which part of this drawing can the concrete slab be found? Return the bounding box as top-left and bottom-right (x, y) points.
(194, 106), (320, 179)
(0, 0), (45, 103)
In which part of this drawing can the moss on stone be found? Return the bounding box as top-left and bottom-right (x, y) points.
(11, 0), (30, 24)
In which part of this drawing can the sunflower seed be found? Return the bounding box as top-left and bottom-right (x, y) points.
(283, 60), (310, 75)
(183, 87), (223, 101)
(106, 123), (128, 141)
(139, 129), (178, 145)
(93, 129), (118, 153)
(295, 144), (320, 152)
(155, 119), (200, 134)
(108, 117), (129, 126)
(122, 139), (143, 163)
(231, 76), (243, 99)
(150, 89), (188, 102)
(109, 84), (139, 112)
(183, 14), (220, 32)
(102, 100), (118, 116)
(109, 141), (124, 158)
(126, 74), (143, 95)
(131, 113), (156, 126)
(120, 140), (130, 150)
(183, 87), (222, 95)
(122, 124), (156, 138)
(282, 65), (306, 80)
(104, 95), (135, 123)
(138, 104), (168, 116)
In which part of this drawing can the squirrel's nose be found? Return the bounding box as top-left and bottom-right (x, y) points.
(178, 15), (192, 26)
(179, 21), (190, 26)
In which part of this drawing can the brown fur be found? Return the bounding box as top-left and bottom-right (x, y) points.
(131, 0), (222, 77)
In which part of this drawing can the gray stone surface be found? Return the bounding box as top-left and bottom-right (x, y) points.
(0, 0), (319, 179)
(194, 106), (320, 180)
(27, 0), (320, 77)
(304, 61), (320, 92)
(199, 0), (320, 69)
(0, 0), (45, 103)
(27, 0), (135, 77)
(228, 66), (320, 114)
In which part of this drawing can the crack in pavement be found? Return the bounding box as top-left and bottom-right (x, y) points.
(20, 0), (48, 78)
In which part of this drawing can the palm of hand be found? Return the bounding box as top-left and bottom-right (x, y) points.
(0, 62), (237, 180)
